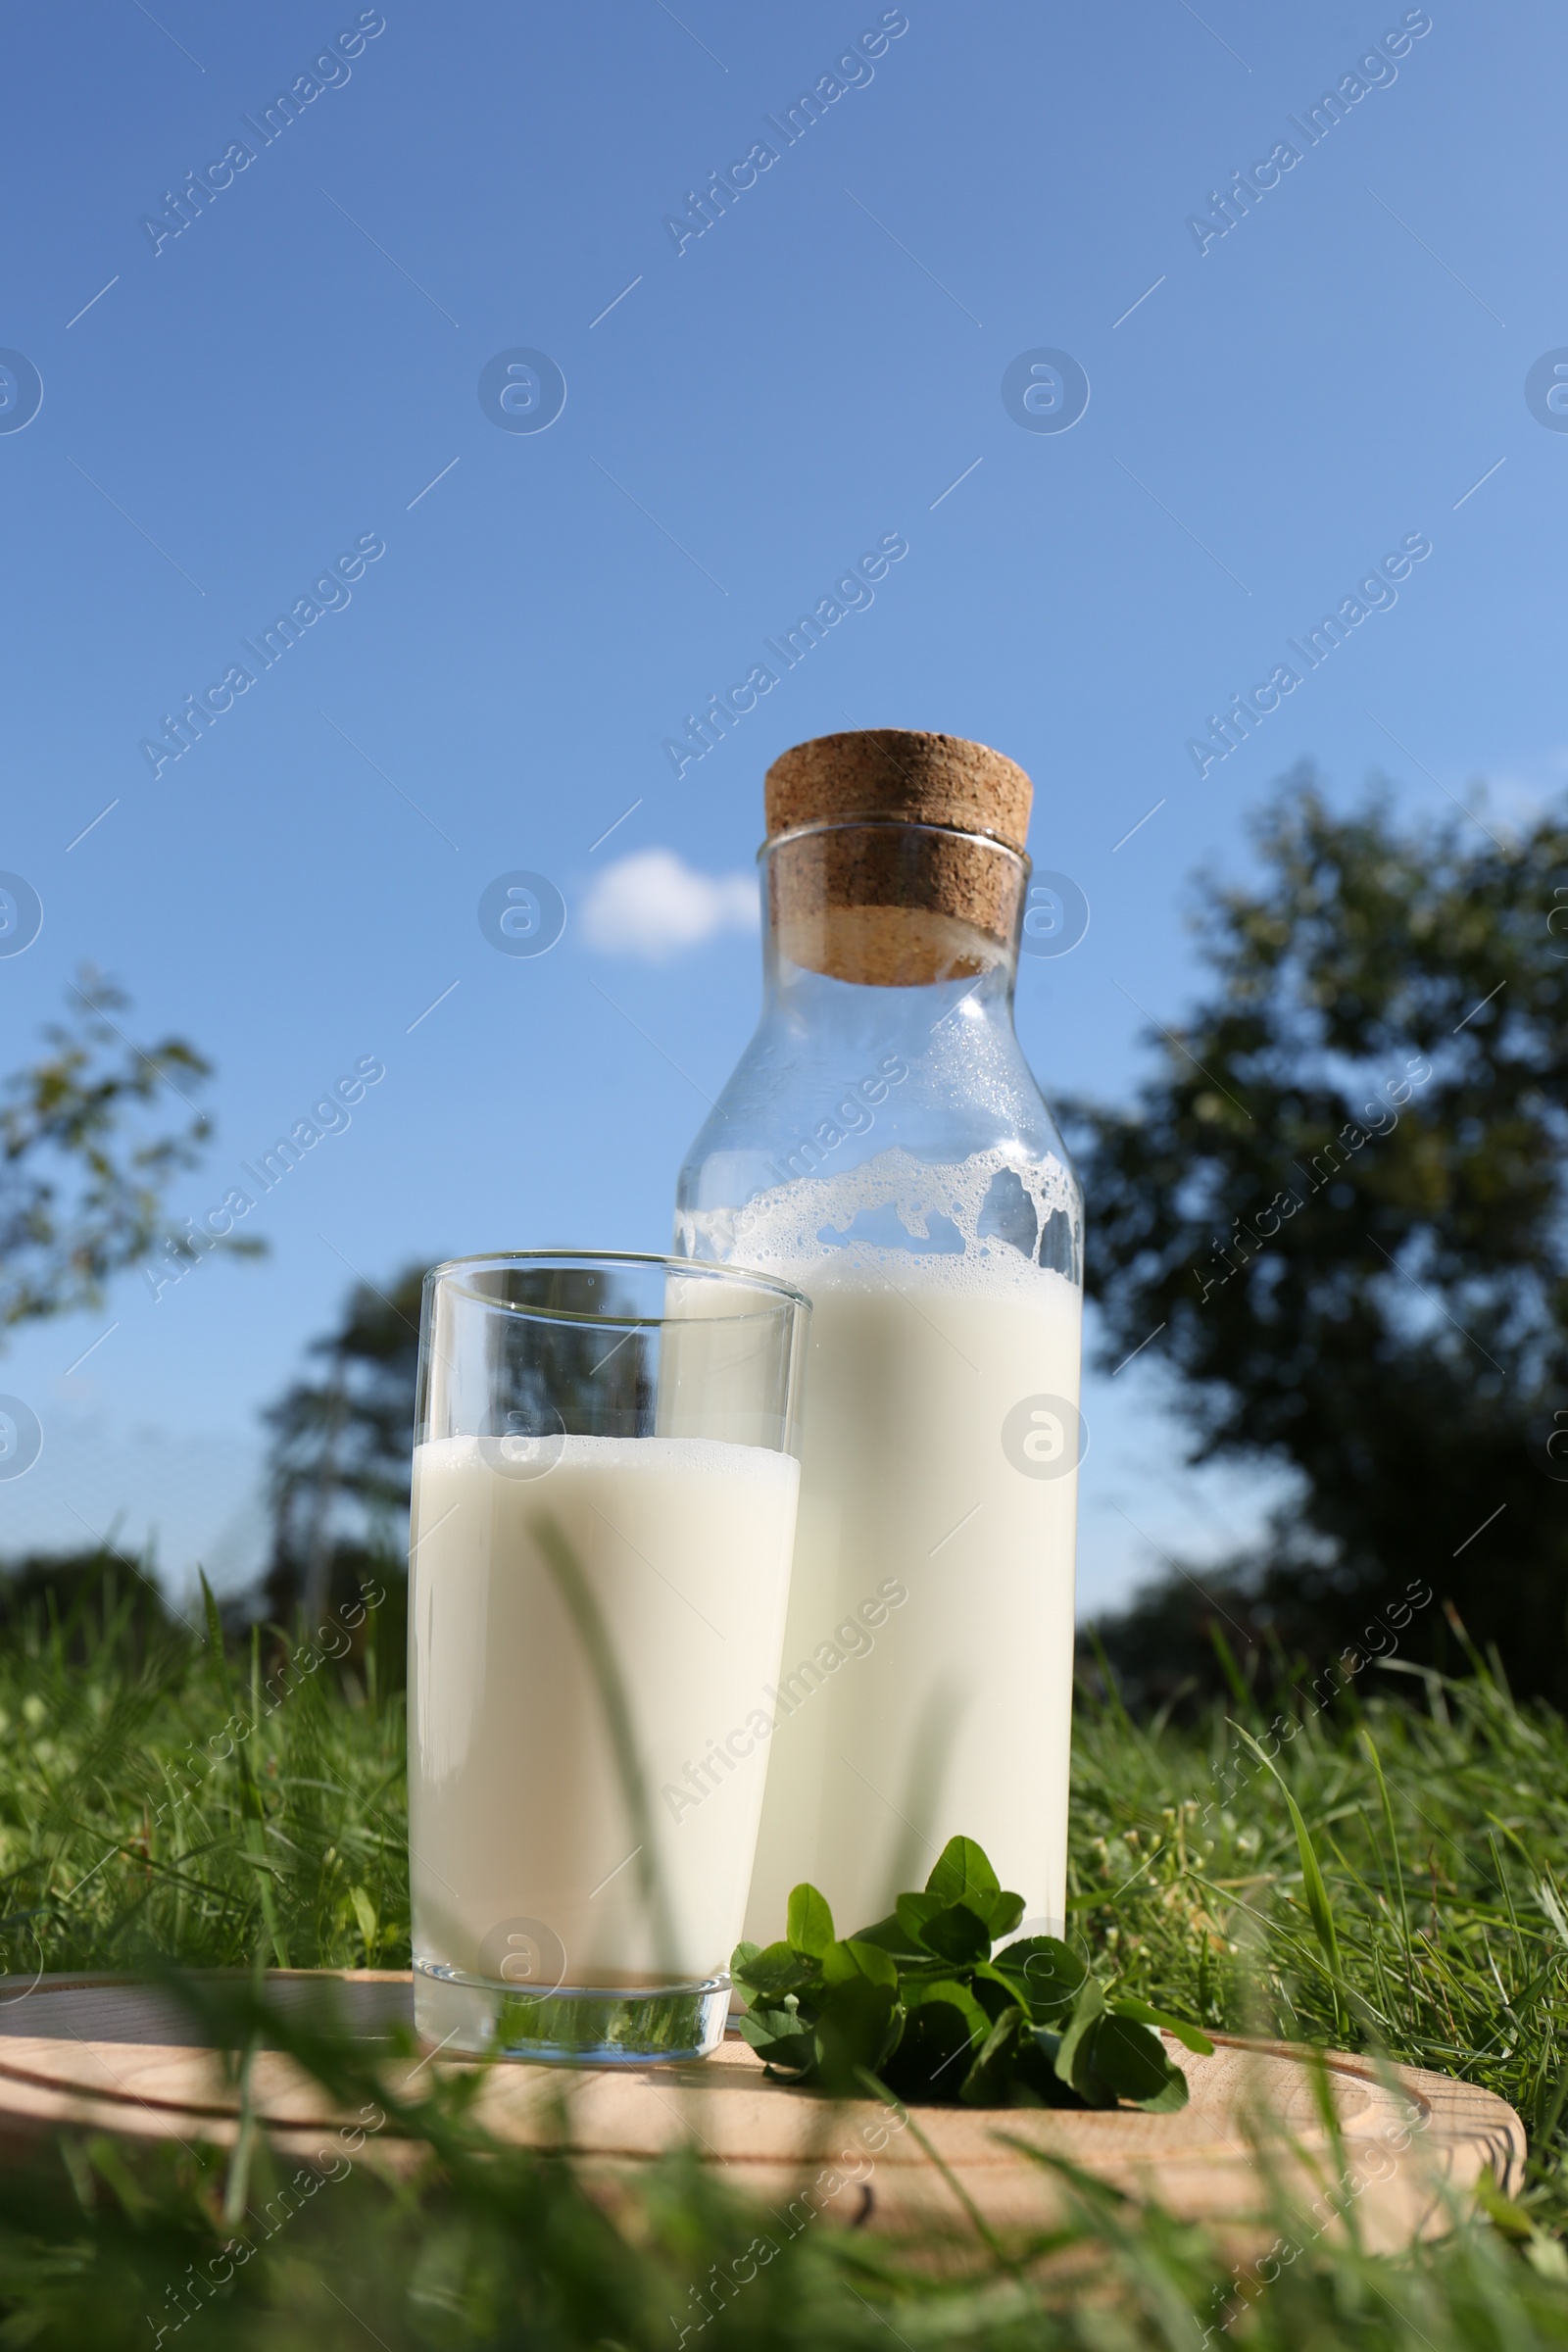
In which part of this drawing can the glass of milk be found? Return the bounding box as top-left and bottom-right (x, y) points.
(408, 1250), (809, 2064)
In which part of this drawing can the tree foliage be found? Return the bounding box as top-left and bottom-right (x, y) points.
(1065, 773), (1568, 1704)
(0, 972), (221, 1337)
(262, 1266), (425, 1626)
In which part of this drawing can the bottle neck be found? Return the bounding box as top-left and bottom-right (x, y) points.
(674, 824), (1067, 1230)
(760, 933), (1020, 1060)
(760, 820), (1027, 1005)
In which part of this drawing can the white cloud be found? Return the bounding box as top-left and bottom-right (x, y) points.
(578, 848), (760, 961)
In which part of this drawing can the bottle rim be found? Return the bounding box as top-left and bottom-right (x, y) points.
(758, 815), (1032, 871)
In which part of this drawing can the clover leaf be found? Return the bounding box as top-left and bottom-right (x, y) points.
(786, 1883), (835, 1959)
(731, 1938), (819, 1998)
(991, 1934), (1088, 2021)
(924, 1835), (999, 1912)
(896, 1890), (991, 1964)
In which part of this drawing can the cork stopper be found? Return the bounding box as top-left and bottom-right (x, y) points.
(765, 730), (1032, 851)
(762, 730), (1032, 987)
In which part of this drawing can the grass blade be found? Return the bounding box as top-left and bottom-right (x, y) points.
(1232, 1722), (1349, 2039)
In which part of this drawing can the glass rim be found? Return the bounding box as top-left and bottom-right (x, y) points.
(423, 1249), (811, 1326)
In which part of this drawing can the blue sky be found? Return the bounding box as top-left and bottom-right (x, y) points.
(0, 0), (1561, 1613)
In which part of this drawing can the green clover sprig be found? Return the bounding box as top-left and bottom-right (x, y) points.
(731, 1835), (1211, 2108)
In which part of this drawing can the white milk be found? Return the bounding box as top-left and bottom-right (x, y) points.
(679, 1146), (1081, 1942)
(408, 1432), (799, 1987)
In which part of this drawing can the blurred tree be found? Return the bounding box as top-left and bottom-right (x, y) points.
(0, 1543), (181, 1664)
(1, 971), (240, 1335)
(1065, 771), (1568, 1707)
(262, 1267), (425, 1628)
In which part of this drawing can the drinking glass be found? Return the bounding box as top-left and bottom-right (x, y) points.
(408, 1250), (809, 2064)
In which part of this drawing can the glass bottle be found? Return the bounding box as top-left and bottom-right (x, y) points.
(674, 730), (1083, 1940)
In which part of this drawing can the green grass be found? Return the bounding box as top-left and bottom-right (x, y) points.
(0, 1569), (1563, 2347)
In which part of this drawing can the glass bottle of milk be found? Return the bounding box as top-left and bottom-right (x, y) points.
(674, 728), (1083, 1943)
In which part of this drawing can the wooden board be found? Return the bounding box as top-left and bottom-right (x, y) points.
(0, 1971), (1523, 2250)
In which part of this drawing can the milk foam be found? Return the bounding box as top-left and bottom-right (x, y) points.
(676, 1144), (1081, 1297)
